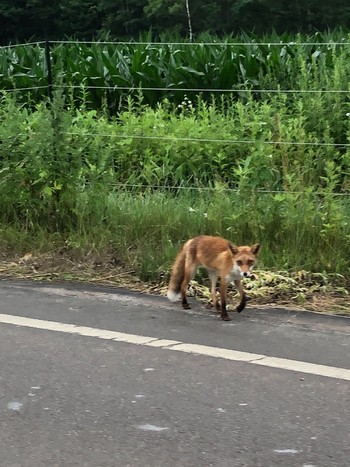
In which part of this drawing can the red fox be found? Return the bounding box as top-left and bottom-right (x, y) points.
(167, 235), (260, 320)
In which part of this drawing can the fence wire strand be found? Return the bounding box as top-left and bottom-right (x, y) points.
(63, 132), (350, 148)
(51, 84), (350, 94)
(0, 41), (45, 49)
(86, 182), (350, 196)
(9, 131), (350, 148)
(2, 84), (349, 94)
(1, 39), (350, 49)
(48, 40), (350, 47)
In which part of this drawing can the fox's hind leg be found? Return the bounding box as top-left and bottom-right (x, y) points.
(180, 271), (191, 309)
(180, 263), (198, 309)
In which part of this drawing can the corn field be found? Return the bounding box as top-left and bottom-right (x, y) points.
(1, 31), (350, 111)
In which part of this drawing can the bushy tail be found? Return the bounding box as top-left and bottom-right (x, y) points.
(167, 246), (186, 302)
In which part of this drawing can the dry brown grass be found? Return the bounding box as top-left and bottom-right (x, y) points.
(1, 250), (349, 316)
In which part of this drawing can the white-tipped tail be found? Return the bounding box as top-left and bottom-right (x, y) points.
(167, 289), (181, 302)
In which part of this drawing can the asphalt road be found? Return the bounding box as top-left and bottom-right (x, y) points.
(0, 279), (349, 467)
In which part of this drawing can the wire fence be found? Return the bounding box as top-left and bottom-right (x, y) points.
(73, 182), (350, 196)
(3, 84), (349, 96)
(49, 84), (350, 94)
(63, 132), (350, 148)
(2, 40), (350, 47)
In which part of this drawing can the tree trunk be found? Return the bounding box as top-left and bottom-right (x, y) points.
(185, 0), (193, 42)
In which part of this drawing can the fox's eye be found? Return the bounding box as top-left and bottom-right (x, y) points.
(248, 260), (255, 266)
(237, 260), (243, 266)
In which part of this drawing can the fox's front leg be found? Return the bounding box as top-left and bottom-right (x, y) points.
(219, 279), (230, 321)
(208, 271), (220, 312)
(234, 279), (247, 313)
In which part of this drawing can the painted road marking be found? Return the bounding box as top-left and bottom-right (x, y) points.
(0, 313), (350, 381)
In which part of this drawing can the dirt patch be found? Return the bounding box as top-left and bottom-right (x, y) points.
(0, 250), (349, 316)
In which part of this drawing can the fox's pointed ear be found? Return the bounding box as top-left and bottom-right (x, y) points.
(251, 243), (260, 255)
(228, 243), (239, 255)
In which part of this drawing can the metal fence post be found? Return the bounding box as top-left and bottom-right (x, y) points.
(45, 40), (53, 101)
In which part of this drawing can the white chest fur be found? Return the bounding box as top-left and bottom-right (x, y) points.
(225, 263), (243, 282)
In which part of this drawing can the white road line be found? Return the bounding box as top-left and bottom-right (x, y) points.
(1, 313), (350, 381)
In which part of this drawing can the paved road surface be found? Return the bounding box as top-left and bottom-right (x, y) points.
(0, 279), (349, 467)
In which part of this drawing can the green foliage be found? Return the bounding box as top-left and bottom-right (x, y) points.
(1, 81), (350, 191)
(1, 85), (350, 279)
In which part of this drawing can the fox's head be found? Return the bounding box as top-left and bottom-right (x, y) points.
(229, 243), (260, 279)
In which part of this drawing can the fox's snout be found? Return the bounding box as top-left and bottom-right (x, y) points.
(232, 266), (253, 279)
(235, 260), (255, 279)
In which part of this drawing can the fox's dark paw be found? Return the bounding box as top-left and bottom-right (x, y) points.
(235, 304), (246, 313)
(182, 304), (191, 310)
(236, 295), (249, 313)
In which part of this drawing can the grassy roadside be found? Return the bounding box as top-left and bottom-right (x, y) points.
(1, 189), (349, 315)
(0, 248), (349, 316)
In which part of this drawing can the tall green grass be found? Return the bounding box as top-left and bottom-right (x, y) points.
(2, 186), (350, 281)
(1, 88), (349, 195)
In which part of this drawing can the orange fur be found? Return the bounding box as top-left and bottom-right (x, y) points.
(167, 235), (260, 320)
